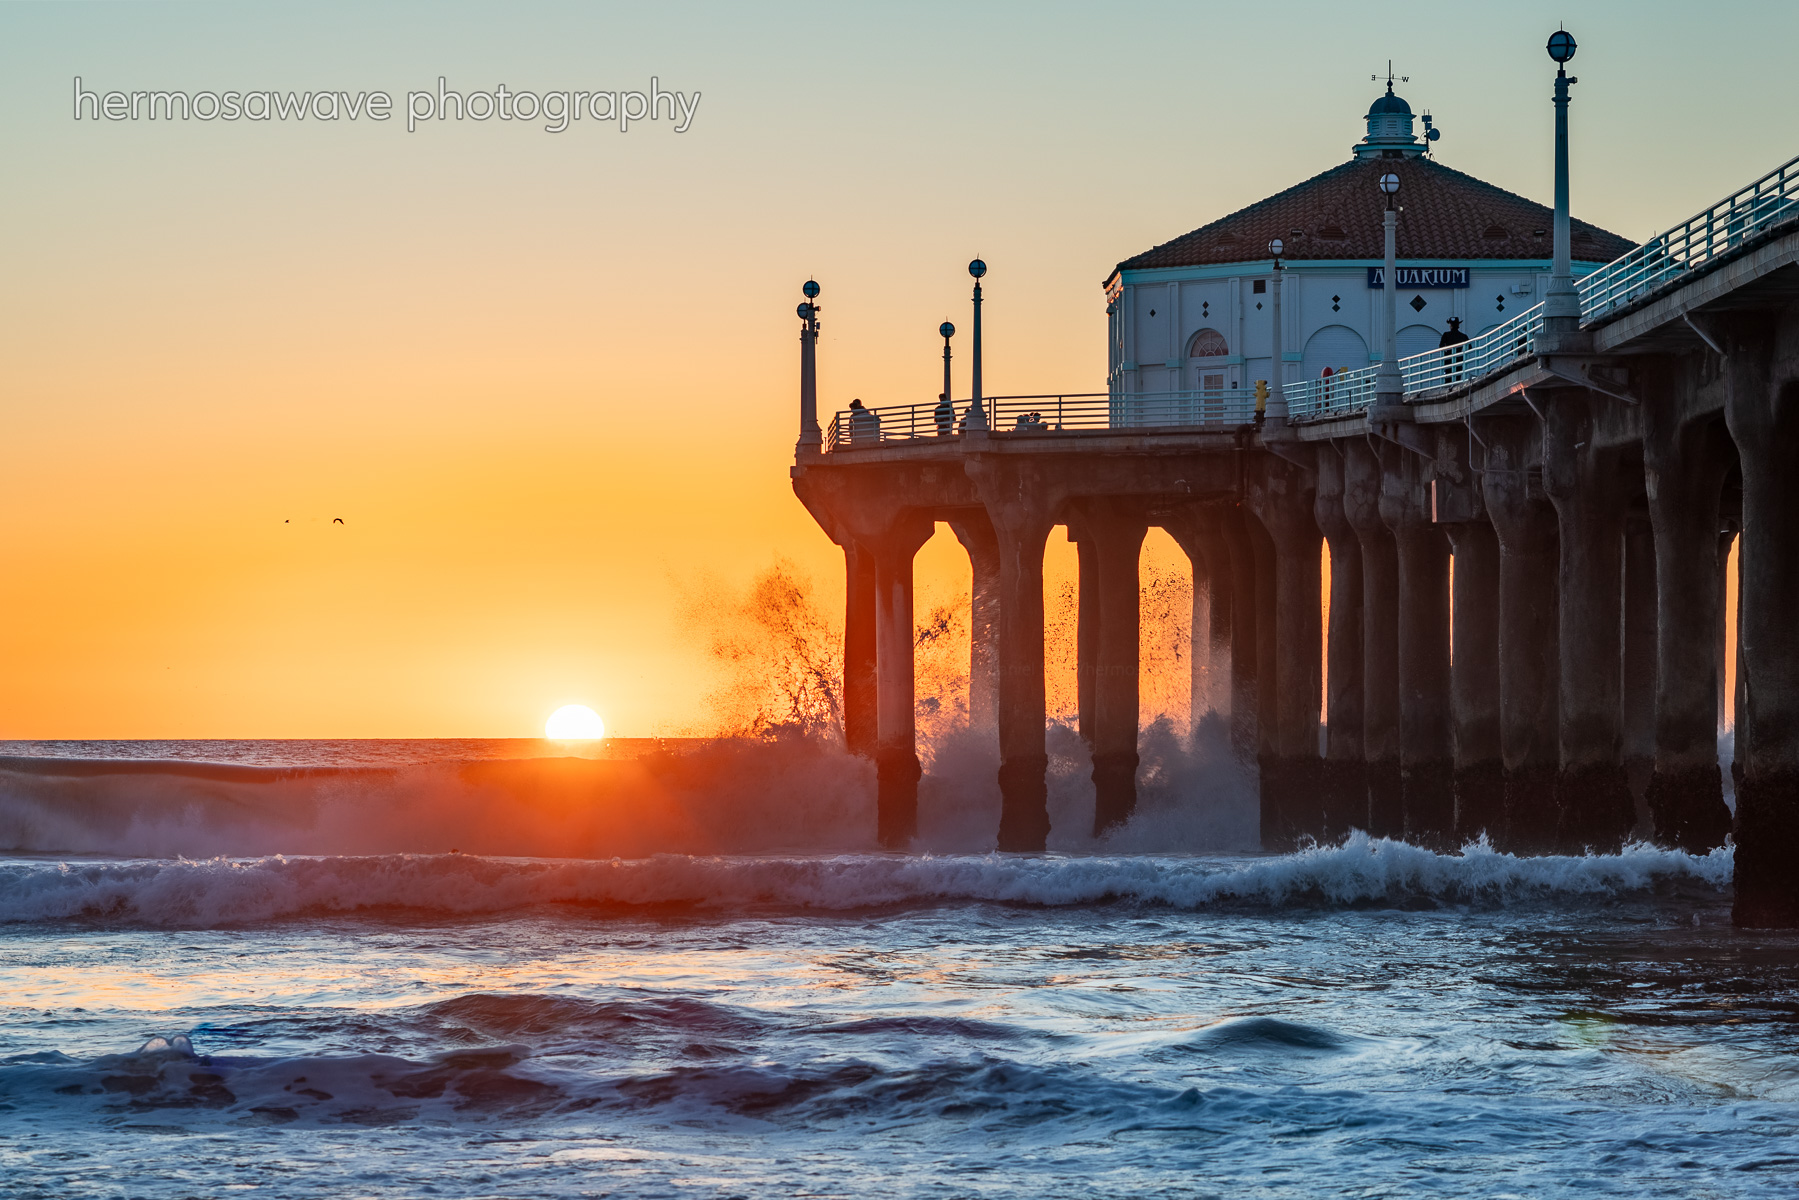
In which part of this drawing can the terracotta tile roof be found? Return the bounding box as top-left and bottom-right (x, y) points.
(1113, 157), (1635, 277)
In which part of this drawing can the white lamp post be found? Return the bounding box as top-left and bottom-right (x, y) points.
(1543, 28), (1582, 346)
(1265, 238), (1288, 431)
(1374, 173), (1403, 407)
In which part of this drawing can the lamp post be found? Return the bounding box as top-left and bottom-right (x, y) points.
(940, 320), (955, 415)
(1543, 28), (1581, 344)
(1374, 172), (1403, 407)
(797, 279), (821, 453)
(1265, 238), (1288, 430)
(966, 259), (989, 431)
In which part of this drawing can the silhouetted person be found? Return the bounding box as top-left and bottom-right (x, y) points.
(849, 398), (879, 444)
(934, 393), (954, 436)
(1439, 317), (1471, 384)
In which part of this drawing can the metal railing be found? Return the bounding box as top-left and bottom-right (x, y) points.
(824, 391), (1263, 450)
(827, 394), (1108, 450)
(1579, 154), (1799, 319)
(1292, 151), (1799, 421)
(823, 152), (1799, 447)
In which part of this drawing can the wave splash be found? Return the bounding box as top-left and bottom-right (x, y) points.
(0, 835), (1733, 927)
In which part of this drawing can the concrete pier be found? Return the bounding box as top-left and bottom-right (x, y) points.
(871, 516), (935, 847)
(948, 512), (1001, 738)
(1073, 499), (1149, 835)
(1314, 446), (1366, 840)
(1543, 394), (1636, 851)
(1344, 439), (1402, 837)
(1380, 451), (1454, 847)
(1218, 505), (1263, 766)
(1641, 368), (1734, 850)
(841, 544), (879, 759)
(1446, 519), (1503, 843)
(1246, 460), (1323, 848)
(789, 89), (1799, 925)
(1722, 316), (1799, 928)
(1480, 420), (1562, 852)
(1622, 509), (1658, 817)
(1073, 528), (1099, 745)
(1165, 504), (1234, 736)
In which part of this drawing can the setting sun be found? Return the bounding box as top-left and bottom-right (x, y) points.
(544, 704), (606, 741)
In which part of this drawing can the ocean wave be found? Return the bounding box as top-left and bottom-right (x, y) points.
(0, 835), (1734, 927)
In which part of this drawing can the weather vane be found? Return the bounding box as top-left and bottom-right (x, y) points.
(1372, 61), (1410, 85)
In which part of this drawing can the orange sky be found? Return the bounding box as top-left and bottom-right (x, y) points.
(0, 2), (1785, 737)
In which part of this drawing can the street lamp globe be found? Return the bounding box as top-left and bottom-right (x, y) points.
(1378, 173), (1400, 196)
(802, 279), (820, 299)
(968, 258), (987, 279)
(797, 302), (814, 319)
(940, 321), (955, 339)
(1547, 29), (1577, 63)
(1268, 238), (1284, 259)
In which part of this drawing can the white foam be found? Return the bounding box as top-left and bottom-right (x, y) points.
(0, 834), (1733, 927)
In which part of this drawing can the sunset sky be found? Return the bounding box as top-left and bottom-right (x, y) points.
(2, 0), (1791, 738)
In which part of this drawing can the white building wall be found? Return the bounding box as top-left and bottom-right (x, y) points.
(1113, 259), (1604, 397)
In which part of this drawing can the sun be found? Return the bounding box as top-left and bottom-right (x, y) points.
(544, 704), (606, 741)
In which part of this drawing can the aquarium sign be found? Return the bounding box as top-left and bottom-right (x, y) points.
(1367, 267), (1470, 288)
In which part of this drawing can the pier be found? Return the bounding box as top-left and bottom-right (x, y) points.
(790, 37), (1799, 927)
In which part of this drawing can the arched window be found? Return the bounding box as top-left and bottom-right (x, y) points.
(1188, 328), (1229, 358)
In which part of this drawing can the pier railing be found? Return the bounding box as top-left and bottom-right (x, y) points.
(825, 391), (1264, 449)
(1579, 154), (1799, 319)
(1290, 151), (1799, 420)
(823, 152), (1799, 448)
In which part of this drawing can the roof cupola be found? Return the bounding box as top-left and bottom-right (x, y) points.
(1354, 79), (1427, 160)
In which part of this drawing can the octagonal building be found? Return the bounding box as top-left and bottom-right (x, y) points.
(1103, 83), (1634, 402)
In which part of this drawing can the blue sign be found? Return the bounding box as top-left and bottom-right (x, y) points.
(1367, 267), (1470, 288)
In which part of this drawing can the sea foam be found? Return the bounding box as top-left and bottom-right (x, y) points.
(0, 835), (1733, 928)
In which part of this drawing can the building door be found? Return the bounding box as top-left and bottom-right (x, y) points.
(1188, 328), (1230, 423)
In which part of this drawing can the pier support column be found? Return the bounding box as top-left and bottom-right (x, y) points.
(965, 456), (1059, 851)
(1718, 526), (1736, 743)
(1074, 530), (1099, 745)
(1315, 445), (1365, 841)
(1445, 519), (1503, 844)
(1218, 505), (1262, 766)
(1481, 417), (1561, 852)
(1722, 314), (1799, 927)
(1246, 459), (1323, 850)
(1164, 505), (1234, 740)
(1072, 499), (1149, 836)
(1380, 452), (1453, 847)
(1543, 393), (1636, 852)
(869, 515), (936, 849)
(1641, 370), (1734, 851)
(1185, 532), (1216, 734)
(843, 543), (878, 758)
(1344, 438), (1400, 836)
(949, 512), (1002, 739)
(1623, 509), (1658, 828)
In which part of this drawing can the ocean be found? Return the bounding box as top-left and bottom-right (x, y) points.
(1, 739), (1795, 1198)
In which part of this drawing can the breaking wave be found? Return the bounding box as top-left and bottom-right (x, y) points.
(0, 835), (1733, 928)
(0, 721), (1260, 859)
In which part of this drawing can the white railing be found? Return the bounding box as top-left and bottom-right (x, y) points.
(1580, 154), (1799, 319)
(825, 153), (1799, 448)
(1292, 151), (1799, 421)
